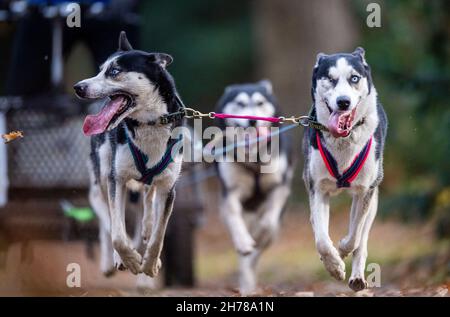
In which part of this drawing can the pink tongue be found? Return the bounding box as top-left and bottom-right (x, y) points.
(83, 96), (125, 136)
(257, 126), (270, 138)
(328, 112), (350, 138)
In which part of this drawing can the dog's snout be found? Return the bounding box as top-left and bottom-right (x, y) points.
(73, 83), (87, 97)
(336, 96), (351, 110)
(249, 119), (257, 127)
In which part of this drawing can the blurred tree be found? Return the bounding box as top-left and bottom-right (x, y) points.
(252, 0), (358, 119)
(353, 0), (450, 229)
(139, 0), (254, 112)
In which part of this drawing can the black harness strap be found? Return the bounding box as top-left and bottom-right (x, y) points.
(125, 128), (182, 185)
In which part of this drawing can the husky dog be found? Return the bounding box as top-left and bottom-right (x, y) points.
(215, 80), (295, 295)
(73, 32), (184, 277)
(303, 47), (387, 291)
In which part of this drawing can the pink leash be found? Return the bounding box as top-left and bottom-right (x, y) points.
(213, 113), (281, 123)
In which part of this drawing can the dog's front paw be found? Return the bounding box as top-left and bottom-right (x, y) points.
(252, 218), (278, 249)
(123, 250), (142, 275)
(113, 244), (142, 275)
(235, 236), (256, 256)
(141, 257), (162, 277)
(338, 237), (356, 259)
(113, 250), (126, 271)
(102, 264), (117, 277)
(349, 277), (369, 292)
(239, 285), (259, 297)
(136, 273), (157, 293)
(320, 248), (346, 281)
(101, 254), (116, 277)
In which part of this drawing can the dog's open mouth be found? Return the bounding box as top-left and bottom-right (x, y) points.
(83, 93), (135, 136)
(244, 126), (271, 149)
(327, 107), (357, 138)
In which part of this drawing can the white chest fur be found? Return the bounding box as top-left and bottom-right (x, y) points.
(218, 154), (288, 201)
(116, 125), (174, 181)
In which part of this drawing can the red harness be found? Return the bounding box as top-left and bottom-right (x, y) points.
(316, 130), (373, 188)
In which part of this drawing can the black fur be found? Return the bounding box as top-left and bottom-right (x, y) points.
(110, 50), (180, 116)
(374, 102), (388, 161)
(90, 133), (105, 184)
(88, 36), (183, 186)
(312, 53), (373, 103)
(304, 48), (388, 192)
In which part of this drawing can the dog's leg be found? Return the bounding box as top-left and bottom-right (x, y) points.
(348, 187), (378, 291)
(309, 190), (346, 281)
(131, 193), (143, 253)
(107, 179), (142, 274)
(338, 187), (376, 259)
(238, 248), (261, 296)
(251, 185), (290, 249)
(89, 185), (115, 276)
(141, 185), (156, 247)
(135, 186), (158, 289)
(99, 224), (115, 277)
(141, 186), (175, 277)
(221, 191), (255, 255)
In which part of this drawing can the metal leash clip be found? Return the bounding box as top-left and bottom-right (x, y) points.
(298, 116), (312, 127)
(278, 115), (310, 125)
(184, 108), (215, 119)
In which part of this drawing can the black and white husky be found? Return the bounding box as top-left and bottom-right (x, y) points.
(303, 47), (387, 291)
(73, 32), (183, 278)
(215, 80), (295, 295)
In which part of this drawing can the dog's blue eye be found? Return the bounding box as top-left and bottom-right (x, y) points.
(110, 68), (121, 76)
(256, 101), (264, 107)
(236, 101), (246, 107)
(350, 75), (360, 83)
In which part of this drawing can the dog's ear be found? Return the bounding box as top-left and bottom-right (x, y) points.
(148, 53), (173, 68)
(352, 47), (368, 65)
(352, 47), (365, 58)
(259, 79), (273, 95)
(353, 47), (372, 93)
(118, 31), (133, 51)
(314, 52), (327, 68)
(224, 85), (235, 94)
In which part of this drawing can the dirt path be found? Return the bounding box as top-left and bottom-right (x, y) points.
(0, 209), (448, 297)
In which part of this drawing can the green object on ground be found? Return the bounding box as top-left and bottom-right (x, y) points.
(64, 207), (95, 223)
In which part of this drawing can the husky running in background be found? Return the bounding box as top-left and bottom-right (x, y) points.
(215, 80), (295, 295)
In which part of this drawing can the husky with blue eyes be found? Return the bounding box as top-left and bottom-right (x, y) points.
(303, 47), (387, 291)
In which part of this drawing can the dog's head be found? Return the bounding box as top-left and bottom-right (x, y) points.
(214, 80), (279, 151)
(216, 80), (278, 129)
(312, 47), (374, 138)
(74, 31), (174, 136)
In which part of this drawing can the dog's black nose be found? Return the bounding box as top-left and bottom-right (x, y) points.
(336, 96), (351, 110)
(73, 83), (87, 97)
(249, 120), (257, 127)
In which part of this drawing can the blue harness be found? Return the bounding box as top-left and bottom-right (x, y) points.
(124, 129), (182, 185)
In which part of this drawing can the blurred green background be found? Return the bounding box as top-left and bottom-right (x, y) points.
(143, 0), (449, 231)
(0, 0), (449, 244)
(0, 0), (448, 294)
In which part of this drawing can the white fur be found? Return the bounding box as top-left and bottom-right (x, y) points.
(81, 56), (183, 282)
(218, 153), (293, 295)
(222, 92), (276, 128)
(318, 58), (370, 112)
(305, 57), (382, 291)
